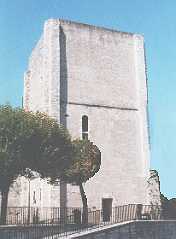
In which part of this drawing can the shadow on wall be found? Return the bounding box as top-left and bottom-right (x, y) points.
(59, 25), (68, 215)
(60, 26), (68, 128)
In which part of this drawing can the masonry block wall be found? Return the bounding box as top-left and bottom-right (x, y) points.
(70, 221), (176, 239)
(23, 19), (151, 209)
(148, 170), (161, 206)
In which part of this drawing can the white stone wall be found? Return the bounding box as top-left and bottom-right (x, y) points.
(7, 178), (22, 207)
(23, 21), (62, 208)
(62, 22), (137, 108)
(24, 36), (44, 112)
(66, 104), (148, 208)
(19, 177), (52, 208)
(6, 176), (60, 208)
(23, 19), (151, 209)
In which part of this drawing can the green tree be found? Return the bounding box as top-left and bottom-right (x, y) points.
(0, 105), (73, 224)
(63, 139), (101, 224)
(160, 193), (176, 219)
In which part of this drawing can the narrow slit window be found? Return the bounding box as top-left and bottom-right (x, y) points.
(82, 115), (88, 140)
(33, 191), (36, 204)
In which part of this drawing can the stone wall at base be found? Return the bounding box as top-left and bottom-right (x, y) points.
(69, 221), (176, 239)
(148, 170), (161, 206)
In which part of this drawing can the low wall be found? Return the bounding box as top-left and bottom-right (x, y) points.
(0, 224), (61, 239)
(67, 220), (176, 239)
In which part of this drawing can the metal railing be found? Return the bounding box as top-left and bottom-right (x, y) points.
(0, 204), (169, 238)
(4, 207), (82, 225)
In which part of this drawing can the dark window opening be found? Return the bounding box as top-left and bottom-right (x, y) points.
(102, 198), (113, 222)
(33, 191), (36, 204)
(82, 115), (88, 140)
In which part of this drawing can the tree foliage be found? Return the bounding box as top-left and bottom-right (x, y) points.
(46, 139), (101, 224)
(63, 139), (101, 184)
(0, 105), (73, 224)
(160, 193), (176, 219)
(0, 105), (101, 225)
(63, 139), (101, 224)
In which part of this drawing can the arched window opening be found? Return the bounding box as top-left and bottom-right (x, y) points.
(82, 115), (88, 140)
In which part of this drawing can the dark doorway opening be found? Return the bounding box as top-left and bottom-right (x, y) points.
(102, 198), (113, 222)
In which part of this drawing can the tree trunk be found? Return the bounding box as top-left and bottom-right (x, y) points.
(79, 183), (88, 225)
(0, 187), (9, 225)
(60, 181), (67, 224)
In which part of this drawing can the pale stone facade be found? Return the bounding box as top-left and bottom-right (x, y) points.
(22, 19), (151, 209)
(6, 176), (60, 208)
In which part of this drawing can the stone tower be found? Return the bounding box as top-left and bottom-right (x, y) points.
(24, 19), (151, 209)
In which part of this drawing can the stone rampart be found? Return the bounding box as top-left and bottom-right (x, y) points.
(68, 220), (176, 239)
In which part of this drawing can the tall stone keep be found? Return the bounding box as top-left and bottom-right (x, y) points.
(24, 19), (151, 209)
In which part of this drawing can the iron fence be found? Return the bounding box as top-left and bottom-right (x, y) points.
(4, 207), (82, 225)
(0, 204), (169, 238)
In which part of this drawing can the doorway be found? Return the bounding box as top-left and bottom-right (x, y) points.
(102, 198), (113, 222)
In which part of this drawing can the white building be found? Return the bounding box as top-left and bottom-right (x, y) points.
(22, 19), (152, 212)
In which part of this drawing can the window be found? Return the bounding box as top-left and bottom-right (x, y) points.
(33, 191), (36, 204)
(82, 115), (88, 139)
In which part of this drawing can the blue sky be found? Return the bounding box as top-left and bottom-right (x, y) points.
(0, 0), (176, 198)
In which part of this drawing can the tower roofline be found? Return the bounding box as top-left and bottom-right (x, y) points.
(44, 18), (144, 38)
